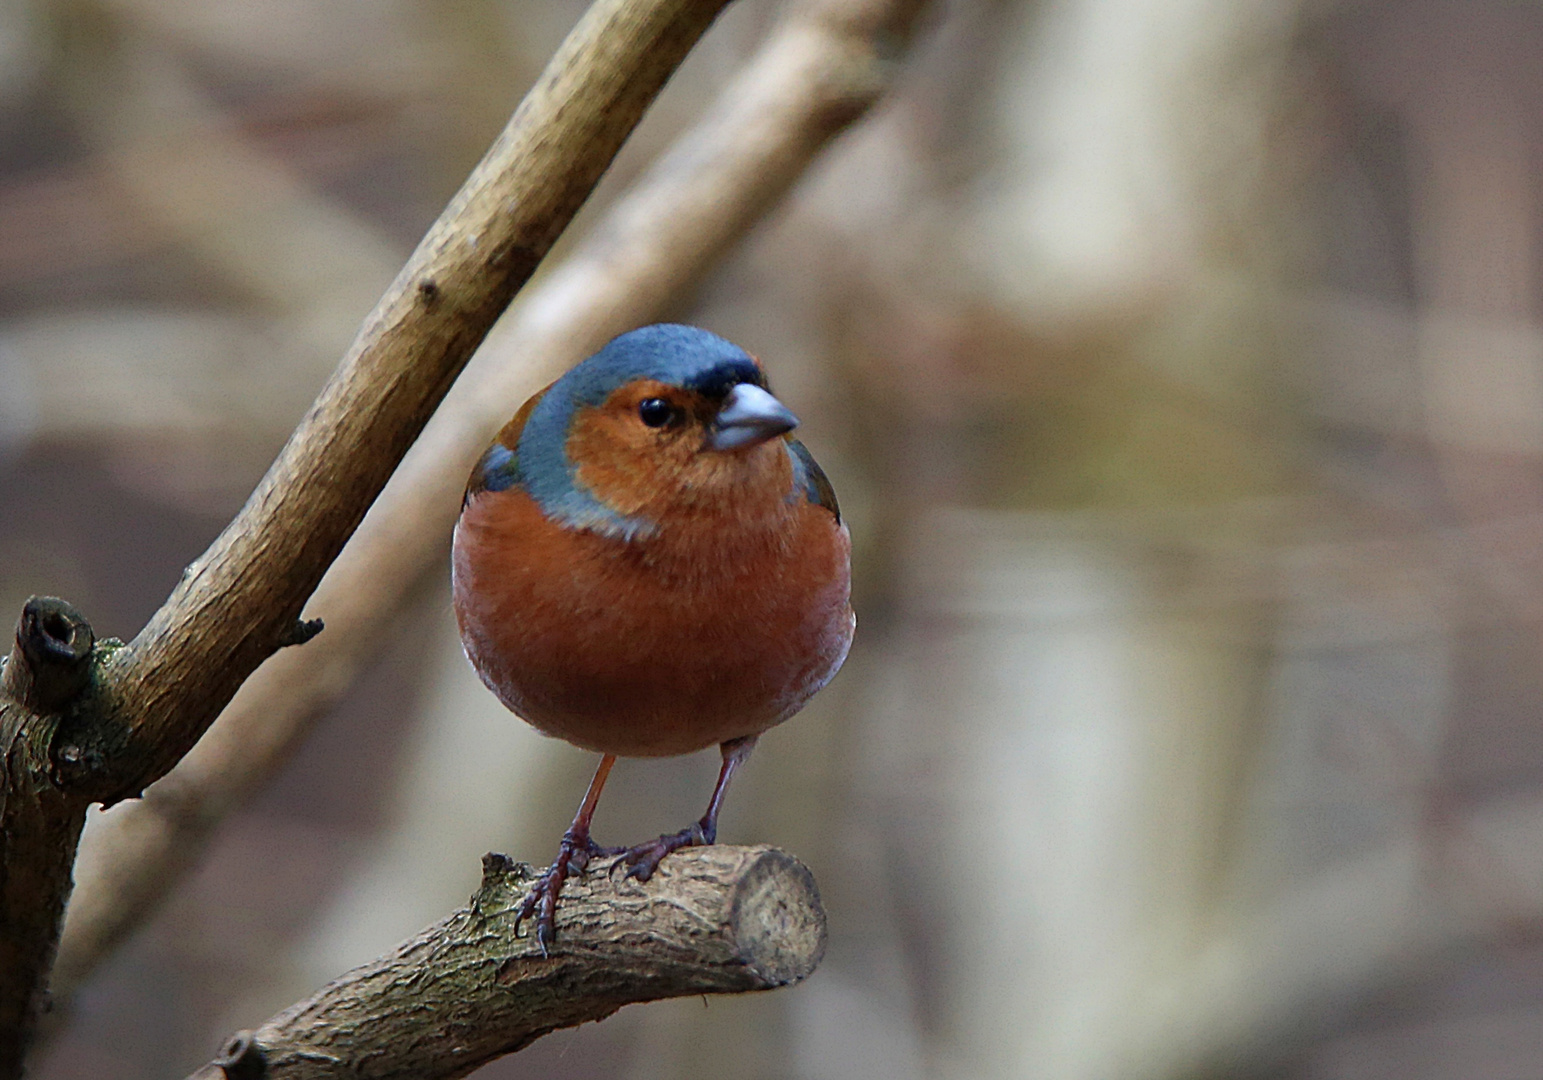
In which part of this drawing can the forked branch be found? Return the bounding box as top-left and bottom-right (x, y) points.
(64, 0), (735, 807)
(0, 0), (734, 1071)
(56, 0), (930, 1003)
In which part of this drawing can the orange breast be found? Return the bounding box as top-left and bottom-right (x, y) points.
(451, 484), (853, 757)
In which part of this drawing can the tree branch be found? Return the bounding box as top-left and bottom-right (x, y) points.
(0, 600), (96, 1073)
(1, 599), (95, 718)
(61, 0), (734, 807)
(0, 0), (735, 1070)
(55, 0), (928, 1002)
(182, 846), (825, 1080)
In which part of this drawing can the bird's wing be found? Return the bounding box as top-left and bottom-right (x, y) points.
(463, 383), (550, 504)
(787, 438), (840, 523)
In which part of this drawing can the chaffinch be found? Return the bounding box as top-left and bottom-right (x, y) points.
(452, 324), (853, 950)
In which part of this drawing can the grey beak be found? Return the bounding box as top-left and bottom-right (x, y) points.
(708, 383), (799, 451)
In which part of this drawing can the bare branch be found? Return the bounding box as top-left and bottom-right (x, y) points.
(1, 0), (735, 1069)
(1, 599), (95, 718)
(182, 846), (825, 1080)
(62, 0), (734, 807)
(56, 0), (929, 999)
(0, 600), (95, 1071)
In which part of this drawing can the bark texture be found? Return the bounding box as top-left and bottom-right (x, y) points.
(0, 600), (94, 1072)
(185, 846), (825, 1080)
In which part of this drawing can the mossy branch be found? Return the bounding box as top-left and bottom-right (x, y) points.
(184, 847), (825, 1080)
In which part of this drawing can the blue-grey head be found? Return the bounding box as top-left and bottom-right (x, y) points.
(467, 324), (834, 539)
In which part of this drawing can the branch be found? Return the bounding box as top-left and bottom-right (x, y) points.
(1, 599), (95, 718)
(183, 847), (825, 1080)
(55, 0), (928, 1000)
(0, 600), (95, 1072)
(61, 0), (734, 806)
(1, 0), (734, 1069)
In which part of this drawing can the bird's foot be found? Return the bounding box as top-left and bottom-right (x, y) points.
(515, 831), (621, 954)
(616, 820), (713, 883)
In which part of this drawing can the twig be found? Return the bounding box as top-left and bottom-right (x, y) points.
(55, 0), (928, 1001)
(0, 0), (733, 1071)
(182, 846), (825, 1080)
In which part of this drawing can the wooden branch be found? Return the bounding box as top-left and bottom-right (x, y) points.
(1, 0), (734, 1071)
(55, 0), (929, 1002)
(1, 599), (95, 718)
(63, 0), (733, 806)
(0, 600), (95, 1072)
(182, 847), (825, 1080)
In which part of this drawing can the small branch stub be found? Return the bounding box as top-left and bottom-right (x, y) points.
(276, 619), (325, 649)
(214, 1031), (266, 1080)
(0, 597), (97, 1076)
(186, 845), (826, 1080)
(1, 597), (94, 716)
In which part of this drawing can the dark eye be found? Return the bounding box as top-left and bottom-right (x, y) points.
(638, 398), (677, 428)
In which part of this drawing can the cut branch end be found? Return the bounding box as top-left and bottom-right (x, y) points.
(2, 597), (94, 716)
(189, 845), (826, 1080)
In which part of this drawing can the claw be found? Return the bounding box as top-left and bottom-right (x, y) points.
(515, 830), (613, 951)
(619, 820), (711, 883)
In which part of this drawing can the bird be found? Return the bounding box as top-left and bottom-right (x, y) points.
(451, 323), (853, 951)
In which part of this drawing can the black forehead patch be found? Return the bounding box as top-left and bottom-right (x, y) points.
(681, 356), (766, 400)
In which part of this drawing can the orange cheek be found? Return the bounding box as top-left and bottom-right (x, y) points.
(566, 406), (690, 518)
(564, 393), (800, 530)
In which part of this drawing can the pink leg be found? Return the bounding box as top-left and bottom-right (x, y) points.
(515, 754), (620, 954)
(621, 735), (758, 882)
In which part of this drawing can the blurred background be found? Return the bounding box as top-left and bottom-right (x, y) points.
(5, 0), (1543, 1076)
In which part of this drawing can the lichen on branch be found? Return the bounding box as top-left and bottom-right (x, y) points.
(184, 846), (825, 1080)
